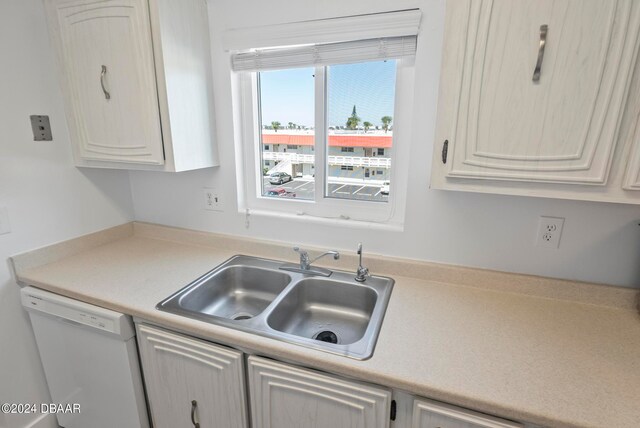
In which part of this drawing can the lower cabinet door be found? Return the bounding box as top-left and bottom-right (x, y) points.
(412, 398), (521, 428)
(247, 355), (391, 428)
(136, 324), (248, 428)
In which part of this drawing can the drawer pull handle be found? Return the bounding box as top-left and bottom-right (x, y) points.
(532, 25), (548, 82)
(190, 400), (200, 428)
(100, 65), (111, 100)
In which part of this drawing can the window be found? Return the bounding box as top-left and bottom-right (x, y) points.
(256, 62), (396, 203)
(264, 145), (270, 150)
(258, 67), (314, 200)
(233, 21), (417, 224)
(377, 148), (385, 156)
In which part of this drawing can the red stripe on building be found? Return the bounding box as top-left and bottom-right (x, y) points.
(261, 133), (392, 148)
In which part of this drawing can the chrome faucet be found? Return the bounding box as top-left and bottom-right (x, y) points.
(355, 243), (369, 282)
(280, 247), (340, 277)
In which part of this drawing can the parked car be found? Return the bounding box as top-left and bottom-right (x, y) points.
(380, 181), (390, 195)
(269, 172), (292, 185)
(265, 188), (296, 198)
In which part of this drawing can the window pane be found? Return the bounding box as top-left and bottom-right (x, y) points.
(326, 60), (396, 202)
(258, 68), (315, 200)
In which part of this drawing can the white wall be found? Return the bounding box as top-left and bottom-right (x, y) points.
(129, 0), (640, 288)
(0, 1), (134, 427)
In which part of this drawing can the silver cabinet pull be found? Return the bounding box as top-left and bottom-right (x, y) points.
(532, 25), (548, 82)
(190, 400), (200, 428)
(100, 65), (111, 99)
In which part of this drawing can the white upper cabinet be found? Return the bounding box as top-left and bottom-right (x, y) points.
(45, 0), (219, 171)
(623, 120), (640, 189)
(431, 0), (640, 203)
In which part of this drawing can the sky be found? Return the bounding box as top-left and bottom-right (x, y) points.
(259, 60), (396, 128)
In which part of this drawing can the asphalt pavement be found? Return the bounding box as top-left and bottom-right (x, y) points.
(262, 178), (388, 202)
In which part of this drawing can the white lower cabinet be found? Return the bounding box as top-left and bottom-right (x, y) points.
(136, 324), (248, 428)
(247, 355), (392, 428)
(410, 398), (522, 428)
(135, 324), (525, 428)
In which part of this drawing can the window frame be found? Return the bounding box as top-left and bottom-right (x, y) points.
(236, 59), (414, 226)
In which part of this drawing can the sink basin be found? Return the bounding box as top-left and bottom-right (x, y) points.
(157, 255), (394, 359)
(267, 278), (377, 345)
(176, 266), (291, 320)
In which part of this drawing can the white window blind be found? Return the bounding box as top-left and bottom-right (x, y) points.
(231, 36), (417, 72)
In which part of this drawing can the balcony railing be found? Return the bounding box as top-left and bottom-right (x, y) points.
(262, 152), (391, 168)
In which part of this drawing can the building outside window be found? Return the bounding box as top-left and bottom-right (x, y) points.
(257, 60), (396, 202)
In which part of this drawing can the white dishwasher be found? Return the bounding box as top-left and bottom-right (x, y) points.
(21, 286), (149, 428)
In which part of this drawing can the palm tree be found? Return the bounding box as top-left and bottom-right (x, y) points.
(271, 121), (281, 132)
(363, 121), (372, 133)
(381, 116), (393, 133)
(288, 122), (294, 129)
(346, 105), (361, 130)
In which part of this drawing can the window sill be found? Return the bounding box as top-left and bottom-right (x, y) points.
(241, 208), (405, 232)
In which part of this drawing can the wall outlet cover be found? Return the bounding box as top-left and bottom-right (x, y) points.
(536, 216), (564, 249)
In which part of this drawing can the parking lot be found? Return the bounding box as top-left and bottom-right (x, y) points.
(262, 178), (388, 202)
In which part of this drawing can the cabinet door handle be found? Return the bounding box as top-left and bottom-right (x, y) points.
(532, 25), (548, 82)
(190, 400), (200, 428)
(100, 65), (111, 100)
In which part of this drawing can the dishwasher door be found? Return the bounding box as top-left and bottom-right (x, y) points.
(21, 287), (149, 428)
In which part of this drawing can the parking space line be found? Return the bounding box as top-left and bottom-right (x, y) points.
(332, 184), (346, 193)
(353, 186), (366, 194)
(294, 180), (312, 190)
(374, 190), (381, 196)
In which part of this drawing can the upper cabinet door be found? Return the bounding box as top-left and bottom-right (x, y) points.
(440, 0), (640, 184)
(52, 0), (164, 165)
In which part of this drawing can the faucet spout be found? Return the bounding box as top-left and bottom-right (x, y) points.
(283, 247), (340, 277)
(309, 250), (340, 265)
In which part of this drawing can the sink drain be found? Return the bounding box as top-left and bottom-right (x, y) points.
(314, 330), (338, 344)
(231, 312), (253, 321)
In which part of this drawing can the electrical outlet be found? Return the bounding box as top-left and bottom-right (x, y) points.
(203, 188), (222, 211)
(0, 207), (11, 235)
(536, 216), (564, 249)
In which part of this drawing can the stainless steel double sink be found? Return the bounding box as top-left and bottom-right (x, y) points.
(157, 255), (394, 359)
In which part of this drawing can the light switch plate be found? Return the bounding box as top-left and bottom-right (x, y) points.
(203, 188), (222, 211)
(0, 207), (11, 235)
(30, 115), (53, 141)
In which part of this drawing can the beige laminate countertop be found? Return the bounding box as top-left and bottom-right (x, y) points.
(11, 223), (640, 428)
